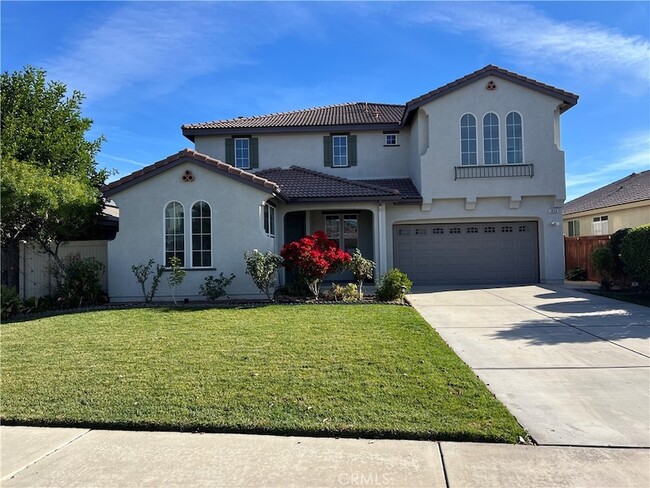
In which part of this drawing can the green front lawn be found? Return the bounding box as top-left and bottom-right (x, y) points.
(1, 305), (525, 442)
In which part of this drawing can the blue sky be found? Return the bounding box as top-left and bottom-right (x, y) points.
(2, 1), (649, 201)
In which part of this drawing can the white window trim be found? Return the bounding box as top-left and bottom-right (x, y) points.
(263, 201), (276, 238)
(190, 200), (213, 269)
(234, 137), (251, 170)
(483, 112), (501, 165)
(163, 200), (185, 268)
(460, 112), (478, 166)
(332, 135), (348, 167)
(506, 111), (525, 165)
(592, 215), (609, 235)
(384, 133), (398, 146)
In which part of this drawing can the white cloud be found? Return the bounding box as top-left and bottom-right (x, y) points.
(43, 2), (314, 103)
(565, 131), (650, 199)
(409, 2), (650, 86)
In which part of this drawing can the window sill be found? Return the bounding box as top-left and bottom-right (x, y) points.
(165, 267), (217, 271)
(383, 144), (400, 147)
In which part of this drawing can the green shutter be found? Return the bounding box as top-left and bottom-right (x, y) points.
(225, 138), (234, 164)
(323, 136), (333, 167)
(250, 138), (259, 169)
(348, 135), (357, 166)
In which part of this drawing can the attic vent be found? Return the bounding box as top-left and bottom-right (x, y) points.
(182, 170), (194, 182)
(486, 81), (497, 91)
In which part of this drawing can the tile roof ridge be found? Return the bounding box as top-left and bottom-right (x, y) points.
(182, 102), (405, 128)
(287, 166), (400, 195)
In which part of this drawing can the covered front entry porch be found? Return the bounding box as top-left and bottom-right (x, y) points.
(279, 204), (388, 286)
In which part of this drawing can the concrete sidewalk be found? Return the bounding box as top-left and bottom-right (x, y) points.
(408, 284), (650, 448)
(2, 426), (649, 487)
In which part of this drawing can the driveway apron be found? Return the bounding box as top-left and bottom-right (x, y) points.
(408, 285), (650, 447)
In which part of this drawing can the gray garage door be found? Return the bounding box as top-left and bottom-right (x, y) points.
(393, 222), (539, 285)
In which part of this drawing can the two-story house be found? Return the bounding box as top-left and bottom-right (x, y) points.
(103, 65), (578, 301)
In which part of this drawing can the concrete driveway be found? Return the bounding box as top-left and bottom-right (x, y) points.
(408, 285), (650, 448)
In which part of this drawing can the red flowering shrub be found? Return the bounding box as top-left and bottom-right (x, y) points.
(280, 230), (351, 297)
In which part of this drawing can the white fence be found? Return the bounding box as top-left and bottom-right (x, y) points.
(18, 241), (108, 299)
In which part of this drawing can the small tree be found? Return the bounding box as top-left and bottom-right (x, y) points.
(131, 259), (165, 303)
(620, 224), (650, 286)
(348, 249), (375, 300)
(1, 67), (106, 275)
(280, 231), (351, 298)
(166, 256), (187, 305)
(244, 250), (283, 301)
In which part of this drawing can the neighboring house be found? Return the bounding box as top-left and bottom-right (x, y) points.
(103, 65), (578, 301)
(563, 171), (650, 237)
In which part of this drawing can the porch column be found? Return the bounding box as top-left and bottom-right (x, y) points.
(377, 202), (388, 276)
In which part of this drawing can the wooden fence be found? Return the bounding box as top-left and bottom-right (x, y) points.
(564, 235), (611, 281)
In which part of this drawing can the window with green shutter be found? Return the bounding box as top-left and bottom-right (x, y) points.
(324, 134), (356, 168)
(225, 137), (258, 169)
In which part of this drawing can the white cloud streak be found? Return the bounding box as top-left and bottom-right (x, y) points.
(44, 2), (314, 103)
(409, 2), (650, 86)
(565, 131), (650, 199)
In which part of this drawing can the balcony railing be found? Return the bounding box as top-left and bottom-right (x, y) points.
(454, 163), (534, 180)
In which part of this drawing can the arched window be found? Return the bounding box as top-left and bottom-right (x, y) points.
(483, 113), (500, 165)
(460, 114), (477, 165)
(506, 112), (523, 164)
(165, 202), (185, 266)
(191, 201), (211, 267)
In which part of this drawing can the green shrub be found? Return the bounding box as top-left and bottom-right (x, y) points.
(52, 254), (106, 308)
(376, 268), (412, 302)
(1, 285), (21, 320)
(565, 267), (587, 281)
(131, 259), (165, 303)
(610, 228), (631, 280)
(200, 273), (236, 301)
(326, 283), (359, 302)
(244, 250), (283, 301)
(621, 224), (650, 285)
(592, 246), (614, 290)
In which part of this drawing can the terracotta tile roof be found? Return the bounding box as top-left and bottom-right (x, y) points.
(255, 166), (413, 203)
(563, 171), (650, 215)
(405, 65), (578, 118)
(183, 102), (404, 131)
(183, 65), (578, 138)
(102, 149), (280, 197)
(357, 178), (422, 202)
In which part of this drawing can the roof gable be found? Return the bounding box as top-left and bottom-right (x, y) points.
(403, 65), (578, 124)
(102, 149), (279, 198)
(563, 171), (650, 215)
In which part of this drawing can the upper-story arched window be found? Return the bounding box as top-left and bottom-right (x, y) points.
(460, 114), (477, 166)
(506, 112), (523, 164)
(483, 113), (500, 165)
(191, 201), (211, 267)
(165, 201), (185, 266)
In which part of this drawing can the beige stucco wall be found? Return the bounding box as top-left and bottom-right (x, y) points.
(107, 162), (276, 301)
(412, 76), (566, 204)
(194, 130), (411, 179)
(563, 201), (650, 236)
